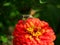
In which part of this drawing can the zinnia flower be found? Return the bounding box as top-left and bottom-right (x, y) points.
(13, 18), (56, 45)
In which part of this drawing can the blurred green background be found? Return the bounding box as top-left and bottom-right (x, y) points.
(0, 0), (60, 45)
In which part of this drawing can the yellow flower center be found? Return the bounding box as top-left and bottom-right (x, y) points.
(26, 22), (42, 37)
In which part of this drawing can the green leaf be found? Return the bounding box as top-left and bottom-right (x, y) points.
(57, 5), (60, 8)
(39, 0), (46, 4)
(10, 10), (19, 18)
(1, 36), (8, 43)
(0, 22), (3, 28)
(3, 2), (11, 6)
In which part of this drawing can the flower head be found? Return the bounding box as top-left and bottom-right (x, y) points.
(13, 18), (56, 45)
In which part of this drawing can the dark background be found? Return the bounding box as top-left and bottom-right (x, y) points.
(0, 0), (60, 45)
